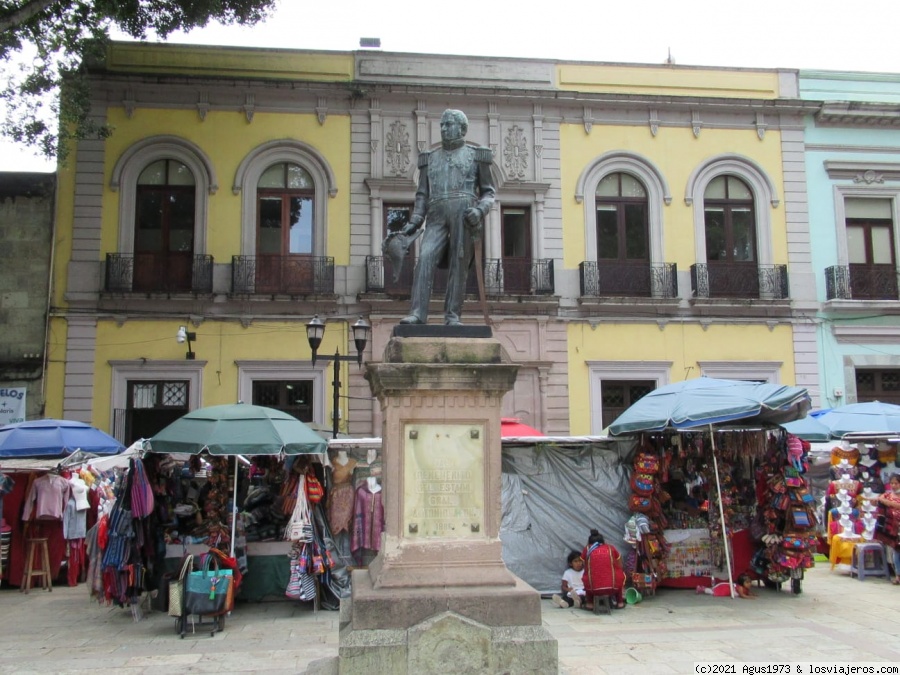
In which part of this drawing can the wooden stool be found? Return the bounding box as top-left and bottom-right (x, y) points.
(21, 538), (52, 593)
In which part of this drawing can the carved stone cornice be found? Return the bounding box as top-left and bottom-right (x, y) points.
(823, 161), (900, 183)
(816, 101), (900, 128)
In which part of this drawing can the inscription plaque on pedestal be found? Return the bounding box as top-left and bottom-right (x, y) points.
(403, 423), (484, 538)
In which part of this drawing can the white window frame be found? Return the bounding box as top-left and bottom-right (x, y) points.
(233, 140), (338, 257)
(109, 136), (217, 254)
(685, 154), (779, 266)
(236, 360), (326, 426)
(832, 185), (900, 268)
(575, 151), (671, 266)
(587, 360), (672, 435)
(108, 360), (205, 426)
(697, 361), (782, 383)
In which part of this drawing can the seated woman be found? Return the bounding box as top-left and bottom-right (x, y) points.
(581, 529), (626, 610)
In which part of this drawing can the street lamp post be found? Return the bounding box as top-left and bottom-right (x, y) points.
(306, 315), (371, 439)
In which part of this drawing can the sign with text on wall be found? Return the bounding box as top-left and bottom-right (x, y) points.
(0, 388), (26, 425)
(403, 423), (484, 539)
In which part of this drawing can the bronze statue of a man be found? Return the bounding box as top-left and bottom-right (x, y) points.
(396, 109), (495, 326)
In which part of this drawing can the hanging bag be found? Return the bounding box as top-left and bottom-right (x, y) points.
(305, 469), (325, 504)
(285, 475), (313, 542)
(167, 554), (194, 617)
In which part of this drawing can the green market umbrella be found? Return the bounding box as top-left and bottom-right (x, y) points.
(148, 403), (326, 557)
(147, 403), (326, 456)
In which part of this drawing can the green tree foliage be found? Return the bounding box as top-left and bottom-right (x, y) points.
(0, 0), (276, 162)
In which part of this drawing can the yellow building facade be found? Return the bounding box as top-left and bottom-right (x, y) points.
(46, 43), (816, 442)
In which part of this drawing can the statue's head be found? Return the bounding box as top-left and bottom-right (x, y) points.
(440, 109), (468, 143)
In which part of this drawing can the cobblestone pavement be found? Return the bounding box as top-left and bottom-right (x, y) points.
(1, 563), (898, 674)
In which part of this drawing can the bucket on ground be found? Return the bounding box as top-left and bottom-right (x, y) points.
(625, 587), (642, 604)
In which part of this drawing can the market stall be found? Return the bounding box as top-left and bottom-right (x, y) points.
(783, 402), (900, 578)
(609, 377), (814, 596)
(0, 419), (125, 590)
(147, 404), (344, 609)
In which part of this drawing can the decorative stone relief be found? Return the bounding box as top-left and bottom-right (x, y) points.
(123, 89), (136, 118)
(583, 106), (593, 135)
(316, 96), (328, 125)
(755, 112), (767, 140)
(854, 170), (884, 184)
(503, 125), (528, 180)
(691, 111), (702, 138)
(385, 120), (412, 177)
(242, 94), (255, 124)
(649, 110), (659, 137)
(197, 91), (209, 122)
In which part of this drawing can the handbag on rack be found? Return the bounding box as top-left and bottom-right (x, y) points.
(184, 554), (232, 616)
(167, 554), (194, 617)
(285, 475), (314, 542)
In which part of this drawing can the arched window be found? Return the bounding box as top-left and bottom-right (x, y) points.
(134, 159), (196, 292)
(597, 172), (649, 261)
(234, 140), (337, 258)
(686, 154), (780, 299)
(703, 175), (756, 265)
(257, 162), (315, 256)
(595, 172), (651, 295)
(110, 135), (215, 256)
(575, 152), (671, 296)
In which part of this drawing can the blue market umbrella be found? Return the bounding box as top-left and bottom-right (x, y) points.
(607, 377), (811, 436)
(0, 419), (125, 459)
(785, 401), (900, 441)
(780, 414), (832, 442)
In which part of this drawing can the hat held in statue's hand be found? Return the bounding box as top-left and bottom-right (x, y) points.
(382, 229), (422, 283)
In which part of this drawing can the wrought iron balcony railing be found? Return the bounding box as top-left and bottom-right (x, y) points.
(105, 253), (213, 293)
(690, 263), (789, 299)
(366, 256), (554, 296)
(825, 264), (899, 300)
(232, 255), (334, 295)
(579, 261), (678, 298)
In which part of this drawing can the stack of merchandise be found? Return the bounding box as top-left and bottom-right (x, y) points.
(625, 445), (669, 595)
(0, 520), (10, 581)
(754, 435), (817, 584)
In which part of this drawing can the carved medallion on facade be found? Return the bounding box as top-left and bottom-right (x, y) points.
(385, 120), (412, 176)
(503, 125), (528, 179)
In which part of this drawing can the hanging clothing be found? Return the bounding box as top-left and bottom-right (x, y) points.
(0, 472), (14, 528)
(22, 473), (71, 521)
(351, 482), (384, 553)
(63, 497), (87, 540)
(327, 457), (357, 535)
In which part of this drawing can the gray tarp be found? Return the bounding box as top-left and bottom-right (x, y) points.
(500, 438), (636, 594)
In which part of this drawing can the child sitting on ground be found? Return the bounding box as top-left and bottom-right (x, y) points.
(552, 551), (586, 608)
(696, 573), (756, 599)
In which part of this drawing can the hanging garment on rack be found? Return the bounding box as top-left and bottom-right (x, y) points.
(22, 473), (71, 521)
(327, 457), (357, 535)
(351, 480), (384, 553)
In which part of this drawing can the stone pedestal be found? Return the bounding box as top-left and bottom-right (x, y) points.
(333, 331), (558, 674)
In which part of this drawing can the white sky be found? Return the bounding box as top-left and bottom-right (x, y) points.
(4, 0), (900, 172)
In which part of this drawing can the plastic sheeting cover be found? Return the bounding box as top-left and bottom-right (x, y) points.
(500, 440), (635, 594)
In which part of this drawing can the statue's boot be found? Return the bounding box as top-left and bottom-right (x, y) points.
(399, 315), (423, 325)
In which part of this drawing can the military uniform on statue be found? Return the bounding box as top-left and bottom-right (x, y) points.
(396, 109), (495, 327)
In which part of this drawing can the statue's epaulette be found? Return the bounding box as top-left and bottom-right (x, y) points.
(417, 151), (430, 169)
(474, 146), (493, 164)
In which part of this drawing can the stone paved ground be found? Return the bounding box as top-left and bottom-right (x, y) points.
(1, 562), (898, 674)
